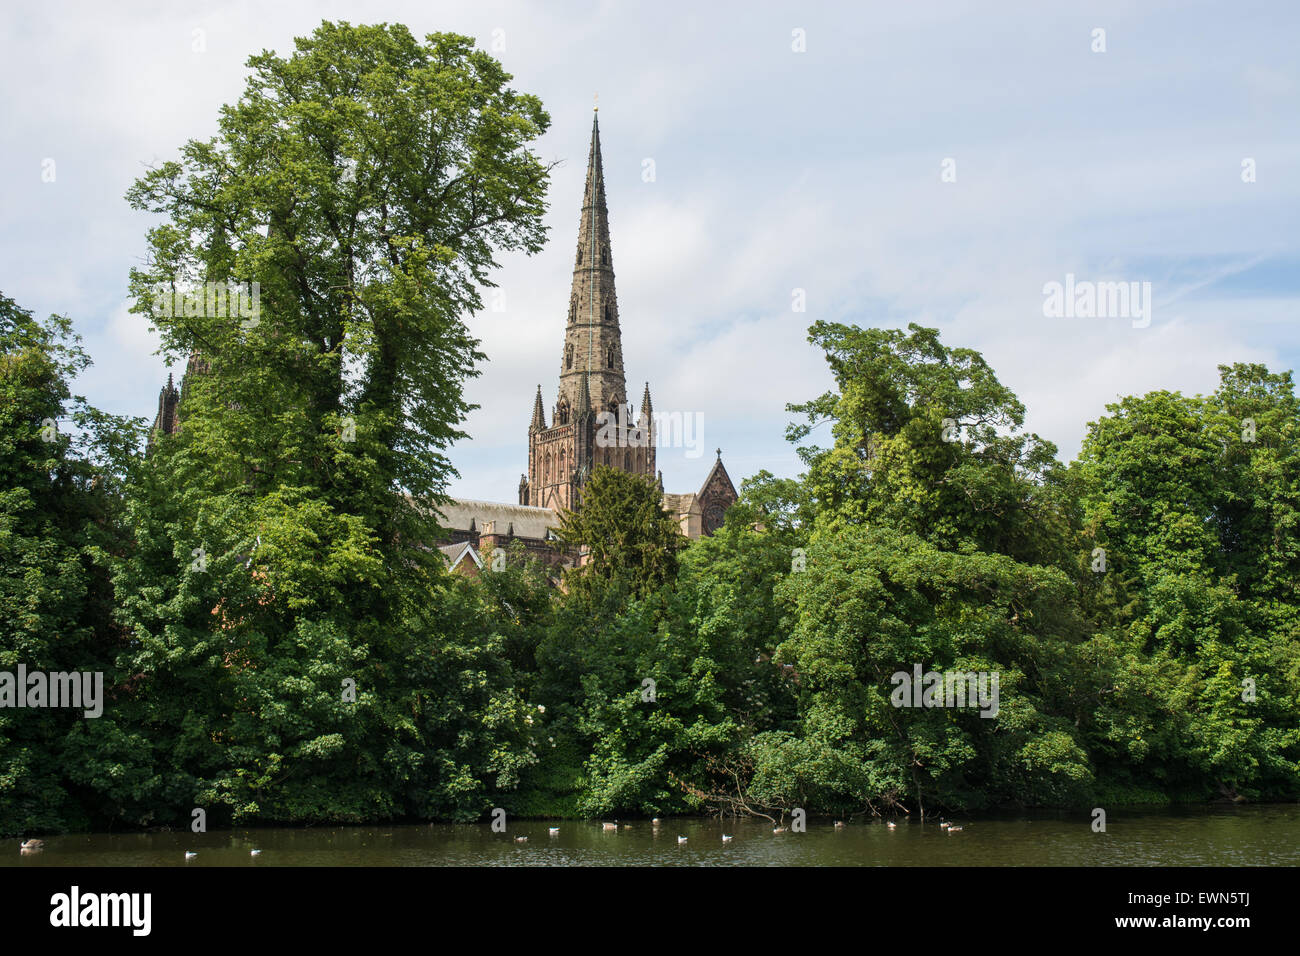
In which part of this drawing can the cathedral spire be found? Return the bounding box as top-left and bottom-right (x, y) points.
(560, 110), (625, 415)
(527, 111), (655, 512)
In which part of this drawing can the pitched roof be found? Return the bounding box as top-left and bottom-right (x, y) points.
(697, 453), (738, 500)
(435, 498), (562, 541)
(437, 540), (482, 571)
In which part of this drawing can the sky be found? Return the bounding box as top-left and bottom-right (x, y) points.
(2, 0), (1297, 502)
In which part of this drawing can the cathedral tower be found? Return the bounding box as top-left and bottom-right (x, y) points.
(521, 109), (656, 511)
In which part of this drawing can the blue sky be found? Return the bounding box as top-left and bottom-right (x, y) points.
(2, 0), (1297, 502)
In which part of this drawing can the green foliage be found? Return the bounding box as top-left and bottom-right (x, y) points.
(1072, 367), (1300, 800)
(0, 294), (140, 834)
(555, 465), (686, 601)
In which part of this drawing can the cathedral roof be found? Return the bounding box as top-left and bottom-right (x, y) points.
(435, 498), (562, 541)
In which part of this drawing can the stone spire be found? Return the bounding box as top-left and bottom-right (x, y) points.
(559, 110), (625, 418)
(529, 384), (546, 433)
(639, 381), (653, 425)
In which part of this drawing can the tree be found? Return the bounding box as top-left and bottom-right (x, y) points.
(751, 321), (1096, 815)
(788, 321), (1072, 567)
(554, 465), (685, 601)
(0, 293), (139, 834)
(125, 21), (553, 558)
(1073, 368), (1300, 800)
(107, 21), (554, 828)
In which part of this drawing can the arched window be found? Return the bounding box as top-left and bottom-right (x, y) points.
(606, 346), (615, 369)
(704, 504), (725, 536)
(604, 300), (613, 324)
(566, 344), (574, 370)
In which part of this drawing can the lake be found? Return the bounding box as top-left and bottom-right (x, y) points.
(7, 804), (1297, 866)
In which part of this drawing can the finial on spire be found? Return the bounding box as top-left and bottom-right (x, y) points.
(716, 448), (722, 459)
(593, 92), (598, 112)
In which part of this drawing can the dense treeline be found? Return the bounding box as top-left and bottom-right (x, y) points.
(2, 22), (1297, 835)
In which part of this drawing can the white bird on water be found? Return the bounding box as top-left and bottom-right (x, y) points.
(602, 822), (618, 831)
(514, 836), (528, 843)
(677, 835), (687, 844)
(722, 835), (733, 843)
(548, 827), (560, 836)
(19, 839), (44, 852)
(886, 821), (897, 829)
(250, 849), (262, 856)
(185, 851), (197, 859)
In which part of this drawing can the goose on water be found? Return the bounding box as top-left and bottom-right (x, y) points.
(602, 822), (618, 831)
(772, 826), (788, 833)
(947, 826), (963, 833)
(250, 849), (262, 856)
(833, 821), (845, 829)
(185, 851), (197, 859)
(886, 821), (897, 829)
(514, 836), (528, 843)
(548, 827), (560, 836)
(19, 839), (44, 851)
(722, 835), (733, 843)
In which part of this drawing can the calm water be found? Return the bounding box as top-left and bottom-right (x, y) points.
(8, 805), (1298, 866)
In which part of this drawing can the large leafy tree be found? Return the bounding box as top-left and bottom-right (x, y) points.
(1073, 366), (1300, 800)
(758, 322), (1094, 815)
(109, 22), (554, 827)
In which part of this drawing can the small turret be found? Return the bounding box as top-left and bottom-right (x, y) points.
(639, 381), (653, 427)
(529, 385), (546, 433)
